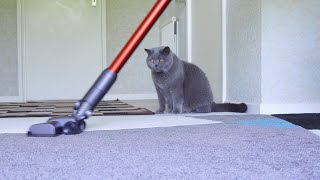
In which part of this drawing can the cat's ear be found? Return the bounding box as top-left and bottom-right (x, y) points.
(161, 46), (171, 56)
(144, 49), (152, 56)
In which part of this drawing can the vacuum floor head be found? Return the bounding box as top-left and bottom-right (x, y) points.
(27, 117), (86, 137)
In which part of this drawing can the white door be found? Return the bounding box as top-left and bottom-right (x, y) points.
(24, 0), (103, 100)
(160, 20), (177, 54)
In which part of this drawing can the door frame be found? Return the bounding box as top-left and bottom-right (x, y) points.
(20, 0), (26, 102)
(222, 0), (227, 102)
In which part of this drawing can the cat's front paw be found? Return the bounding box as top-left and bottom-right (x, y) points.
(155, 108), (165, 114)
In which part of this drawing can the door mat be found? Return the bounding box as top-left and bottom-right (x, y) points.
(0, 100), (154, 118)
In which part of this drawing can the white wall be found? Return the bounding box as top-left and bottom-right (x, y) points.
(191, 0), (223, 103)
(0, 0), (19, 96)
(227, 0), (320, 113)
(261, 0), (320, 104)
(226, 0), (262, 104)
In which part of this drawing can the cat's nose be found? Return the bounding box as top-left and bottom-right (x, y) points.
(155, 65), (158, 67)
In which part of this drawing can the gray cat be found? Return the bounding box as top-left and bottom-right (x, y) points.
(145, 46), (247, 114)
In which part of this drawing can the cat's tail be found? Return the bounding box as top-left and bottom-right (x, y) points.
(212, 102), (247, 113)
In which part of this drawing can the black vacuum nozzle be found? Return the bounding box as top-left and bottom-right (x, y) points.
(27, 69), (117, 137)
(27, 117), (86, 137)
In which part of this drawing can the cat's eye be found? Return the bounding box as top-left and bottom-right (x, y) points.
(159, 59), (165, 63)
(150, 59), (154, 63)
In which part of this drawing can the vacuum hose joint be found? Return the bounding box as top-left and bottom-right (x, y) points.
(73, 69), (117, 120)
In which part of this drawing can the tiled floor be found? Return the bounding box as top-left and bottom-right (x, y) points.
(0, 114), (220, 134)
(0, 99), (242, 135)
(0, 100), (319, 137)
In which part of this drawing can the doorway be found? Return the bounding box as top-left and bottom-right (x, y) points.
(24, 0), (104, 100)
(22, 0), (188, 101)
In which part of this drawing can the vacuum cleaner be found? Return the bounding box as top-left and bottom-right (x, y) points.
(27, 0), (172, 137)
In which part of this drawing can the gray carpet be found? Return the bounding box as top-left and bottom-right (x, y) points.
(1, 115), (320, 179)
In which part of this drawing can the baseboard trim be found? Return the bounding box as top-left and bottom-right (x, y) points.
(0, 96), (24, 103)
(104, 93), (158, 101)
(260, 103), (320, 114)
(243, 103), (320, 114)
(246, 103), (261, 114)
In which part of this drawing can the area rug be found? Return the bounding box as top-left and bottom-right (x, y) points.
(0, 100), (154, 118)
(0, 115), (320, 179)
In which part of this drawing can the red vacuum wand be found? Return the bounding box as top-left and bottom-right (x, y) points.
(27, 0), (172, 137)
(110, 0), (171, 73)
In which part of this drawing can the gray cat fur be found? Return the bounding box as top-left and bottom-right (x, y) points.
(145, 46), (247, 114)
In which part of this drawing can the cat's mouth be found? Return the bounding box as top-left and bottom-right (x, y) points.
(153, 68), (163, 73)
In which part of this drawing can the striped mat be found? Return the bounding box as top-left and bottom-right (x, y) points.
(0, 100), (154, 118)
